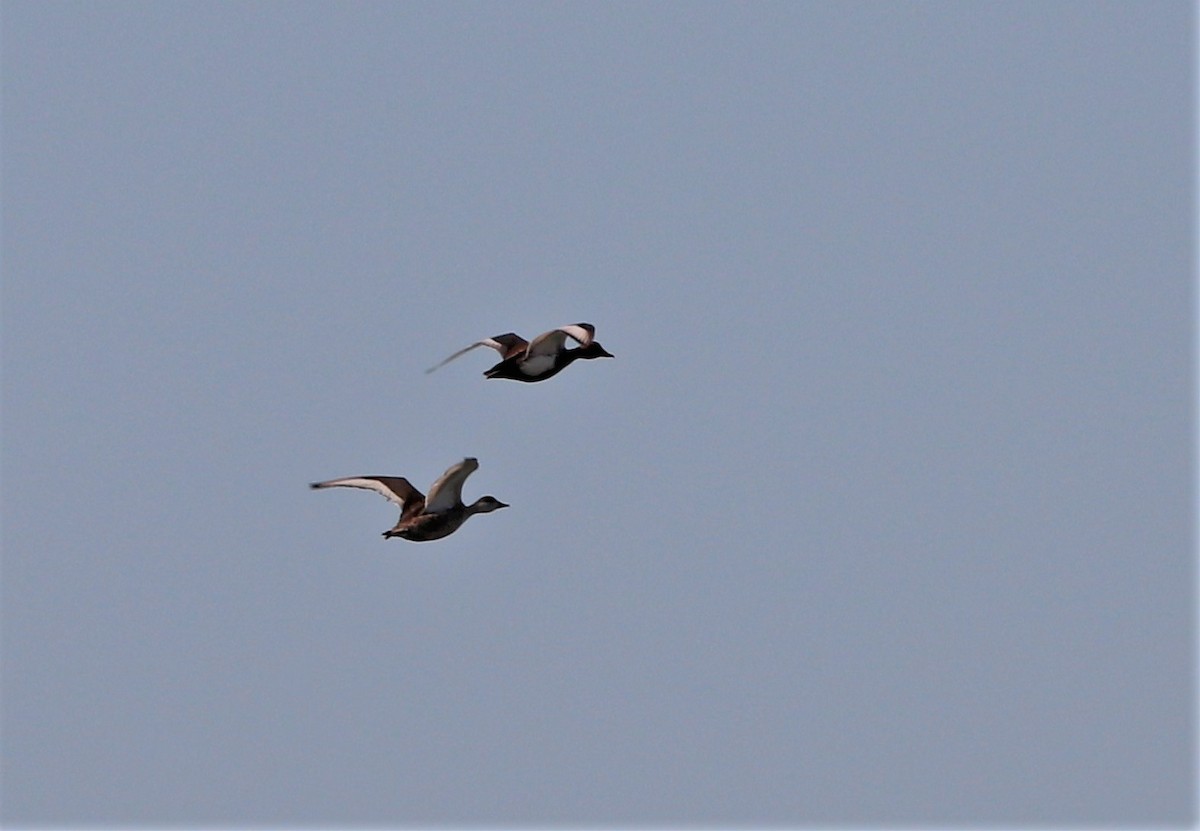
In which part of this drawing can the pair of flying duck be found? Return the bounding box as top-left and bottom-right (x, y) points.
(311, 323), (612, 542)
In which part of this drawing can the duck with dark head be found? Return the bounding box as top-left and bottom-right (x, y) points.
(426, 323), (613, 383)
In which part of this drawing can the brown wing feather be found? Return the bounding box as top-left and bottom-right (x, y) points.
(310, 476), (426, 519)
(425, 332), (529, 373)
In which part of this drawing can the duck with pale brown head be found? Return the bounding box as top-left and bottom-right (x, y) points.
(310, 457), (507, 542)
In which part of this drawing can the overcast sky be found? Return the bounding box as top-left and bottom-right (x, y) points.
(2, 1), (1194, 826)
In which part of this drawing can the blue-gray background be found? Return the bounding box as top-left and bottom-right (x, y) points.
(2, 2), (1194, 826)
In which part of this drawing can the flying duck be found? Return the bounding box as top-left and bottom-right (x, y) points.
(310, 457), (508, 541)
(426, 323), (613, 383)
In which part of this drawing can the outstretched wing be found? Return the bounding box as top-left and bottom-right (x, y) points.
(423, 457), (479, 513)
(425, 333), (528, 374)
(310, 476), (425, 514)
(525, 323), (596, 358)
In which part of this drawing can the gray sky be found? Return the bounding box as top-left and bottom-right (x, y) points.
(2, 1), (1194, 826)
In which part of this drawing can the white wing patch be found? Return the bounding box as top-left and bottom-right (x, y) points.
(313, 477), (409, 506)
(424, 458), (479, 513)
(524, 324), (594, 360)
(556, 324), (594, 346)
(425, 338), (508, 374)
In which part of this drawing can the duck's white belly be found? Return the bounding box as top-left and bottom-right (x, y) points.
(520, 354), (555, 375)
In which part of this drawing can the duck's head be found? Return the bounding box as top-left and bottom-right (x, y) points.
(578, 341), (613, 360)
(471, 496), (509, 513)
